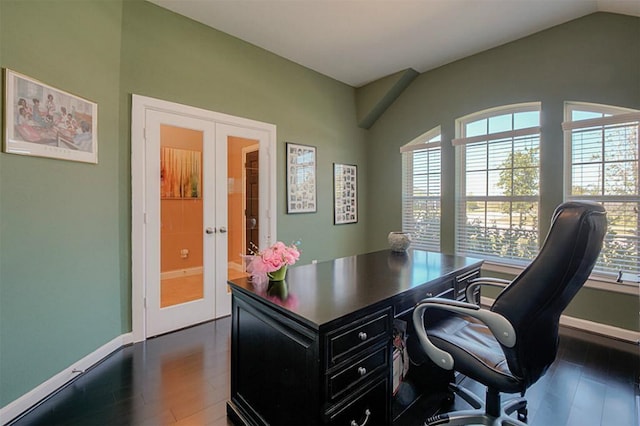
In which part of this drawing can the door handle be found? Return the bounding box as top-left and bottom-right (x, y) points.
(219, 227), (227, 233)
(205, 227), (215, 234)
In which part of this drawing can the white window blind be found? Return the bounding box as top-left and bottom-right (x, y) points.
(401, 129), (441, 251)
(563, 103), (640, 282)
(455, 103), (541, 264)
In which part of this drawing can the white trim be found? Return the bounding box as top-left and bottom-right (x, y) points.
(401, 131), (442, 251)
(480, 296), (639, 344)
(400, 140), (441, 153)
(0, 333), (133, 425)
(562, 102), (639, 283)
(400, 125), (441, 153)
(482, 262), (639, 296)
(131, 95), (147, 343)
(451, 125), (540, 146)
(160, 266), (203, 280)
(561, 112), (640, 131)
(456, 102), (540, 125)
(3, 309), (636, 426)
(565, 101), (638, 116)
(131, 94), (277, 343)
(560, 315), (640, 345)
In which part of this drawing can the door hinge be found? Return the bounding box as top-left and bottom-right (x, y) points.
(144, 212), (147, 224)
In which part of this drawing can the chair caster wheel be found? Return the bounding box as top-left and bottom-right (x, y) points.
(517, 407), (528, 422)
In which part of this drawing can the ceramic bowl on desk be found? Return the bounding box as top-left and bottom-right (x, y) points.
(388, 231), (412, 252)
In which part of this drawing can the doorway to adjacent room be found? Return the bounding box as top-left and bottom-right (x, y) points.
(131, 95), (276, 340)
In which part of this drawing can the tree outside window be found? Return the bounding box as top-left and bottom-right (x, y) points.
(456, 103), (541, 264)
(564, 103), (639, 281)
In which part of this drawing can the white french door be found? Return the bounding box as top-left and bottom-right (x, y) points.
(215, 123), (274, 315)
(145, 110), (218, 337)
(131, 95), (276, 341)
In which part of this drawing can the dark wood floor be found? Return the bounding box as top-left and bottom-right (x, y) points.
(9, 316), (639, 426)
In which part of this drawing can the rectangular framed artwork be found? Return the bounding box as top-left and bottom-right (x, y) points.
(3, 69), (98, 164)
(286, 142), (317, 213)
(160, 147), (202, 199)
(333, 163), (357, 224)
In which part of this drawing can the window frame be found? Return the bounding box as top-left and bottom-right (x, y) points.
(454, 102), (542, 266)
(562, 101), (640, 286)
(400, 127), (442, 252)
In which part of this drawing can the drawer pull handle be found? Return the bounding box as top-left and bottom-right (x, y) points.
(350, 408), (371, 426)
(358, 332), (368, 341)
(357, 366), (367, 376)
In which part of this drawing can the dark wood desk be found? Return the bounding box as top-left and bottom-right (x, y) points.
(227, 249), (483, 425)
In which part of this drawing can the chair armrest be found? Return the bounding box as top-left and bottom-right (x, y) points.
(465, 277), (511, 304)
(412, 297), (516, 370)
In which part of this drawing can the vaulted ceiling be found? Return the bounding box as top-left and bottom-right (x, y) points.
(149, 0), (639, 87)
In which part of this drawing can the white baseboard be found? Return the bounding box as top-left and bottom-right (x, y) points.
(480, 296), (639, 344)
(160, 266), (203, 280)
(0, 332), (133, 425)
(3, 298), (638, 424)
(559, 315), (640, 344)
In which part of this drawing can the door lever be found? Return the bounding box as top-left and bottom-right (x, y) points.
(205, 227), (215, 234)
(219, 227), (227, 233)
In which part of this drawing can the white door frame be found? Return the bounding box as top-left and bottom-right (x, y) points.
(131, 94), (277, 342)
(144, 110), (217, 337)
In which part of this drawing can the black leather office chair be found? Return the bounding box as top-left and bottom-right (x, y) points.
(412, 201), (607, 425)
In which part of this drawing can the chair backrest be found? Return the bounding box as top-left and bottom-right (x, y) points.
(491, 201), (607, 388)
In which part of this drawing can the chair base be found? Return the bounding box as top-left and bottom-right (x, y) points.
(425, 383), (528, 426)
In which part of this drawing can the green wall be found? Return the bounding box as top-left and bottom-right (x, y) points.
(0, 0), (125, 408)
(366, 12), (640, 331)
(119, 0), (368, 265)
(0, 0), (368, 407)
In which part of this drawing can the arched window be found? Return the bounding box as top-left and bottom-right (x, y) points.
(453, 103), (541, 264)
(401, 127), (441, 251)
(563, 102), (639, 282)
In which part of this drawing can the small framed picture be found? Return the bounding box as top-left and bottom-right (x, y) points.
(286, 142), (317, 213)
(334, 163), (357, 224)
(3, 69), (98, 164)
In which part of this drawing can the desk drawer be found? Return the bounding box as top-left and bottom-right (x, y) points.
(394, 280), (453, 316)
(326, 377), (389, 425)
(327, 309), (391, 367)
(328, 345), (389, 401)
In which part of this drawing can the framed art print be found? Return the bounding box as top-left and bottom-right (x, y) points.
(3, 69), (98, 164)
(333, 163), (357, 224)
(286, 142), (317, 213)
(160, 147), (202, 199)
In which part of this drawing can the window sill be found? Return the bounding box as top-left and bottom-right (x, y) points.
(482, 261), (639, 296)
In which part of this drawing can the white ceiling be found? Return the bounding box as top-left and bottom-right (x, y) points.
(148, 0), (640, 87)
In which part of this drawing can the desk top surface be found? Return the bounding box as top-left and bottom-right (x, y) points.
(228, 249), (483, 328)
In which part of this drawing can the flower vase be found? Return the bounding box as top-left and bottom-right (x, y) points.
(267, 265), (288, 282)
(267, 280), (288, 300)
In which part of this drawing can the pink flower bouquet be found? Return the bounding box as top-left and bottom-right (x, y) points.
(246, 241), (300, 283)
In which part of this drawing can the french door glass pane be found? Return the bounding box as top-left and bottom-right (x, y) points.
(160, 125), (204, 308)
(227, 136), (259, 282)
